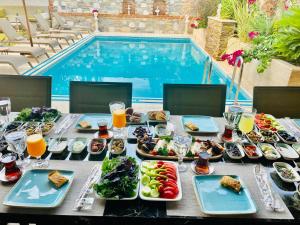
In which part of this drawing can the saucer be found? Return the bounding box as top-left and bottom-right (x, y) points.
(191, 161), (214, 175)
(93, 130), (113, 139)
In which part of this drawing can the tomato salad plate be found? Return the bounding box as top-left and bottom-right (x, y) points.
(139, 160), (182, 201)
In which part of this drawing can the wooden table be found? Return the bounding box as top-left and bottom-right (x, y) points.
(0, 114), (299, 225)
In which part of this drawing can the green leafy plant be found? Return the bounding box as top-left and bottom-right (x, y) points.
(220, 0), (235, 19)
(273, 7), (300, 65)
(250, 12), (275, 35)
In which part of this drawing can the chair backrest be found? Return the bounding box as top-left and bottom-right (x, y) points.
(34, 14), (50, 32)
(163, 84), (227, 116)
(0, 75), (51, 111)
(0, 19), (24, 41)
(253, 86), (300, 118)
(17, 16), (38, 36)
(52, 12), (65, 26)
(70, 81), (132, 113)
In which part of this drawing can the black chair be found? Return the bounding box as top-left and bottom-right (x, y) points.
(163, 84), (227, 116)
(0, 75), (51, 111)
(253, 86), (300, 118)
(70, 81), (132, 113)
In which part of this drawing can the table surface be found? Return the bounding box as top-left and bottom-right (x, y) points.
(0, 114), (300, 225)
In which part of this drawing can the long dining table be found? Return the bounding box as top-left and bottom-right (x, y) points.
(0, 113), (300, 225)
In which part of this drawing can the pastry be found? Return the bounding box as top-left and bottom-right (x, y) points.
(79, 120), (91, 129)
(155, 111), (167, 121)
(185, 122), (199, 131)
(220, 176), (242, 193)
(48, 171), (69, 188)
(148, 111), (157, 120)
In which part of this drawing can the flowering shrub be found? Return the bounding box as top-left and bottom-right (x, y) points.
(248, 31), (259, 40)
(221, 50), (244, 67)
(248, 0), (256, 5)
(190, 18), (206, 29)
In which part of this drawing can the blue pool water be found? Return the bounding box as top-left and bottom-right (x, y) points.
(39, 36), (250, 102)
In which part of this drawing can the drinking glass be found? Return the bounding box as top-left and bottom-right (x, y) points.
(98, 120), (109, 138)
(0, 97), (11, 124)
(4, 129), (30, 168)
(173, 134), (192, 172)
(26, 129), (48, 168)
(0, 153), (22, 182)
(238, 108), (257, 138)
(109, 101), (126, 137)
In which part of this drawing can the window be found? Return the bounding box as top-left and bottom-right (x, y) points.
(122, 0), (136, 15)
(153, 0), (167, 15)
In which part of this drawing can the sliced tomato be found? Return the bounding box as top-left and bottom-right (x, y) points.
(163, 186), (178, 195)
(163, 181), (178, 189)
(166, 173), (177, 180)
(158, 185), (164, 193)
(161, 190), (176, 199)
(168, 150), (176, 156)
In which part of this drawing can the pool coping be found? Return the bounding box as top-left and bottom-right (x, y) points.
(23, 32), (252, 105)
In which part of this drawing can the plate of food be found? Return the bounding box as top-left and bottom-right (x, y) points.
(275, 143), (299, 160)
(292, 144), (300, 155)
(154, 123), (174, 137)
(22, 122), (55, 136)
(108, 138), (126, 155)
(15, 107), (61, 122)
(87, 138), (107, 155)
(224, 143), (245, 160)
(94, 156), (139, 200)
(127, 125), (155, 140)
(242, 143), (263, 159)
(273, 162), (300, 183)
(125, 108), (146, 124)
(182, 116), (219, 134)
(147, 111), (170, 123)
(255, 113), (285, 132)
(75, 114), (112, 132)
(1, 121), (23, 132)
(3, 169), (74, 208)
(246, 130), (264, 144)
(193, 175), (256, 215)
(47, 138), (69, 154)
(137, 136), (224, 160)
(258, 143), (281, 160)
(260, 130), (280, 143)
(139, 160), (182, 201)
(68, 137), (88, 154)
(276, 130), (298, 144)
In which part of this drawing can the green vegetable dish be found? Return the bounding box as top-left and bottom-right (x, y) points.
(15, 107), (61, 122)
(94, 157), (139, 199)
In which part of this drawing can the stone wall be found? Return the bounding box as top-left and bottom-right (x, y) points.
(51, 0), (192, 34)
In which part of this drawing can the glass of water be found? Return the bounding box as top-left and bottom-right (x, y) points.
(4, 129), (30, 168)
(0, 97), (11, 124)
(174, 134), (192, 172)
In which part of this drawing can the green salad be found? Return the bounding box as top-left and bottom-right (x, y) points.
(15, 107), (61, 122)
(94, 157), (139, 199)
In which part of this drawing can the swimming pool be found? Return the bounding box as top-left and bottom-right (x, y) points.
(25, 35), (250, 103)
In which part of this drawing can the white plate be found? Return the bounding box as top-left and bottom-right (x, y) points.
(276, 131), (299, 144)
(292, 144), (300, 155)
(139, 160), (182, 201)
(273, 162), (300, 183)
(224, 143), (245, 160)
(275, 143), (299, 160)
(242, 143), (263, 159)
(191, 161), (214, 175)
(68, 137), (88, 154)
(258, 143), (281, 160)
(87, 138), (107, 155)
(47, 138), (68, 154)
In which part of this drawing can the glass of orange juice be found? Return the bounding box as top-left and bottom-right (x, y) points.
(109, 101), (126, 137)
(26, 129), (48, 168)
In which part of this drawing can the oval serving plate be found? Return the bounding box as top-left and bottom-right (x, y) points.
(224, 142), (245, 160)
(275, 143), (299, 160)
(258, 143), (281, 160)
(242, 143), (263, 159)
(87, 138), (107, 155)
(273, 162), (300, 183)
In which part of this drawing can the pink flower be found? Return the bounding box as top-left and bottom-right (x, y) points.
(221, 50), (244, 67)
(248, 31), (259, 40)
(92, 9), (98, 14)
(248, 0), (256, 4)
(191, 23), (196, 28)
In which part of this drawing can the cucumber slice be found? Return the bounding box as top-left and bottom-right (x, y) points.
(142, 186), (151, 197)
(150, 188), (160, 198)
(140, 167), (148, 174)
(141, 175), (150, 186)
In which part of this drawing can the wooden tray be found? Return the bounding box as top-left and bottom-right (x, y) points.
(136, 147), (223, 161)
